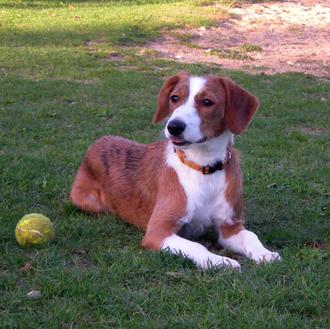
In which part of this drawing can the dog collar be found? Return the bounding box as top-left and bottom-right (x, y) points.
(174, 147), (231, 175)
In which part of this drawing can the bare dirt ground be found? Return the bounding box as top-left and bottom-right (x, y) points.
(145, 0), (330, 77)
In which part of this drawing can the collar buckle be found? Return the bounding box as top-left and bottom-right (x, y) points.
(202, 166), (209, 175)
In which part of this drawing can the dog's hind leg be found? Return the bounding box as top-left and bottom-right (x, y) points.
(70, 162), (107, 214)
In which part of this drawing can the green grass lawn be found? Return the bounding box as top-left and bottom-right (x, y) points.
(0, 1), (329, 328)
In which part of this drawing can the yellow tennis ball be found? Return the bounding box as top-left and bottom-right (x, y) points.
(15, 213), (54, 247)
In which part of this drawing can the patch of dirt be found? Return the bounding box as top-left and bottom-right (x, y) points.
(145, 0), (330, 76)
(304, 241), (330, 249)
(107, 53), (125, 62)
(299, 126), (328, 135)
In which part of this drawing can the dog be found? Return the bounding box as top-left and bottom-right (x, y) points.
(70, 72), (281, 269)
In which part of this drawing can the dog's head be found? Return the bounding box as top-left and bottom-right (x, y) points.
(153, 72), (259, 147)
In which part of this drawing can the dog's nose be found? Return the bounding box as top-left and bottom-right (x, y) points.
(167, 120), (186, 136)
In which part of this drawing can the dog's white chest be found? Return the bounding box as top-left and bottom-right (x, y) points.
(166, 147), (234, 234)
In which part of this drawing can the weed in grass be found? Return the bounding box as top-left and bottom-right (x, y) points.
(170, 32), (200, 48)
(240, 43), (263, 53)
(209, 48), (252, 60)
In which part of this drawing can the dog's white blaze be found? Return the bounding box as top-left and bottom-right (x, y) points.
(161, 234), (240, 269)
(220, 229), (281, 263)
(165, 77), (206, 142)
(187, 77), (207, 107)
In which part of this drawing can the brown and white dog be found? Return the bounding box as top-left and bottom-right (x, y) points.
(70, 72), (280, 270)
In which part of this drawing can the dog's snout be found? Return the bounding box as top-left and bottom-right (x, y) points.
(167, 120), (186, 136)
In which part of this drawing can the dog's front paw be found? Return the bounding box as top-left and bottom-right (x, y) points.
(202, 255), (241, 270)
(251, 250), (281, 264)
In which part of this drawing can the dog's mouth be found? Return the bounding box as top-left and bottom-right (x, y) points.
(169, 136), (208, 146)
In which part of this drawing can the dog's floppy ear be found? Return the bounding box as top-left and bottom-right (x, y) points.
(153, 72), (188, 124)
(218, 77), (259, 135)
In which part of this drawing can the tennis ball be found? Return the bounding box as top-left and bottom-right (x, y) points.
(15, 213), (54, 247)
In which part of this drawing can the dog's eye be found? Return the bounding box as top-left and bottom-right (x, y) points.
(202, 99), (214, 107)
(170, 95), (180, 103)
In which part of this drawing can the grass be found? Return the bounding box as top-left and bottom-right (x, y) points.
(0, 1), (329, 328)
(208, 44), (263, 60)
(240, 43), (263, 53)
(209, 48), (252, 60)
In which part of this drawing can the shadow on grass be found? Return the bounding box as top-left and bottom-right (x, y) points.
(0, 0), (185, 10)
(0, 23), (160, 47)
